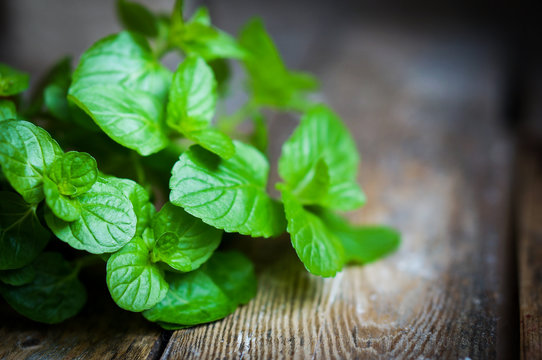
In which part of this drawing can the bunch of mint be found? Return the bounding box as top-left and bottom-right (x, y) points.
(0, 0), (399, 329)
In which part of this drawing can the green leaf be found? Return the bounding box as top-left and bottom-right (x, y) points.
(209, 58), (231, 96)
(180, 22), (247, 61)
(0, 63), (29, 96)
(188, 7), (210, 26)
(151, 202), (222, 272)
(249, 112), (268, 154)
(0, 264), (36, 286)
(105, 176), (155, 236)
(45, 177), (137, 254)
(0, 100), (16, 121)
(0, 192), (50, 270)
(239, 19), (317, 109)
(0, 120), (63, 204)
(167, 56), (216, 132)
(47, 151), (98, 196)
(41, 57), (72, 121)
(0, 252), (86, 324)
(170, 141), (286, 237)
(106, 234), (168, 312)
(278, 105), (365, 211)
(184, 128), (235, 159)
(117, 0), (158, 37)
(43, 176), (81, 222)
(69, 31), (172, 156)
(280, 189), (345, 277)
(318, 210), (400, 264)
(143, 251), (256, 327)
(70, 85), (169, 156)
(290, 158), (330, 205)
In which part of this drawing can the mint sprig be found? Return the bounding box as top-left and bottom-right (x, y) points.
(0, 0), (400, 329)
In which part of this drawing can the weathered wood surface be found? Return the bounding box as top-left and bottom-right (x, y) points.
(0, 1), (520, 359)
(518, 143), (542, 360)
(160, 6), (515, 360)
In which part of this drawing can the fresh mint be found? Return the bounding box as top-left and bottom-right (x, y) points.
(0, 0), (399, 329)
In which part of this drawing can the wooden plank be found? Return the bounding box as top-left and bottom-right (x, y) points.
(162, 9), (515, 360)
(0, 268), (166, 359)
(518, 142), (542, 360)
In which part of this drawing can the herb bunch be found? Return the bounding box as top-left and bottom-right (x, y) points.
(0, 0), (399, 329)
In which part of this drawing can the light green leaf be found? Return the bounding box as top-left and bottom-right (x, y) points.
(43, 177), (81, 222)
(280, 189), (344, 277)
(184, 128), (235, 159)
(69, 31), (171, 155)
(105, 176), (155, 236)
(151, 202), (222, 272)
(180, 23), (247, 61)
(117, 0), (158, 37)
(45, 177), (137, 254)
(143, 251), (256, 327)
(0, 252), (86, 324)
(249, 112), (268, 154)
(188, 7), (210, 25)
(70, 85), (168, 156)
(170, 141), (286, 237)
(0, 120), (63, 204)
(0, 191), (50, 270)
(278, 105), (365, 211)
(0, 100), (16, 121)
(167, 56), (216, 132)
(290, 158), (330, 205)
(106, 235), (168, 312)
(239, 19), (317, 109)
(318, 210), (400, 264)
(47, 151), (98, 196)
(0, 263), (36, 286)
(0, 63), (29, 96)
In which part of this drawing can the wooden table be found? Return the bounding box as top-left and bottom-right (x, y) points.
(1, 1), (540, 359)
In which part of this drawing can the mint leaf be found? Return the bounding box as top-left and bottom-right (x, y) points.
(0, 264), (36, 286)
(170, 141), (286, 237)
(106, 233), (168, 312)
(180, 22), (247, 61)
(45, 177), (137, 254)
(69, 31), (172, 156)
(151, 202), (222, 272)
(280, 189), (345, 277)
(143, 250), (256, 327)
(167, 56), (234, 158)
(43, 176), (81, 222)
(278, 105), (365, 211)
(0, 252), (86, 324)
(0, 191), (50, 270)
(250, 112), (268, 153)
(70, 85), (169, 156)
(106, 177), (155, 236)
(117, 0), (158, 37)
(47, 151), (98, 196)
(0, 100), (16, 121)
(0, 63), (29, 96)
(188, 7), (210, 26)
(239, 19), (317, 110)
(318, 210), (400, 264)
(0, 120), (63, 204)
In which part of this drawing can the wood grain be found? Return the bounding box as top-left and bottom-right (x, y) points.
(518, 143), (542, 360)
(161, 6), (515, 359)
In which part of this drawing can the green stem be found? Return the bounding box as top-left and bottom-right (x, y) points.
(131, 151), (146, 185)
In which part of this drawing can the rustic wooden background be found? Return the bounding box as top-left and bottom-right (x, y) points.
(1, 0), (540, 359)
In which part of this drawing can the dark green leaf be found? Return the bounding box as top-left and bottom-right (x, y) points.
(280, 189), (345, 277)
(0, 192), (50, 270)
(45, 177), (137, 254)
(142, 251), (256, 327)
(170, 141), (286, 237)
(106, 234), (168, 312)
(117, 0), (158, 37)
(151, 202), (222, 272)
(0, 252), (86, 324)
(0, 264), (36, 286)
(278, 105), (365, 211)
(0, 100), (16, 121)
(0, 63), (29, 96)
(318, 210), (400, 264)
(209, 58), (231, 96)
(239, 19), (317, 109)
(0, 120), (63, 204)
